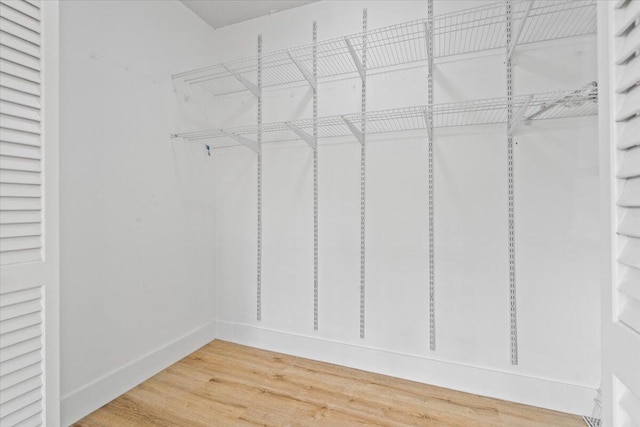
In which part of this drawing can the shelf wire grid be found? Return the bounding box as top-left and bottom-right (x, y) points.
(172, 0), (596, 98)
(172, 84), (598, 150)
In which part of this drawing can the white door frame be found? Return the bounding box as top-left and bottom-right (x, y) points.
(597, 1), (615, 424)
(42, 1), (60, 425)
(598, 1), (640, 426)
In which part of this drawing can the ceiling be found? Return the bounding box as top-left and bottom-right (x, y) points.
(180, 0), (317, 29)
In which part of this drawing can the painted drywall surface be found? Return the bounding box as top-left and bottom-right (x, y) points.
(193, 0), (601, 415)
(59, 1), (218, 423)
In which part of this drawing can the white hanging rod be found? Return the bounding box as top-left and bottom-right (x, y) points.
(172, 0), (596, 98)
(172, 84), (597, 149)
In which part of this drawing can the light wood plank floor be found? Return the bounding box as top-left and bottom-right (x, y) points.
(75, 340), (585, 427)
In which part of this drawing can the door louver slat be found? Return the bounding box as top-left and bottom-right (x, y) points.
(619, 381), (640, 424)
(0, 1), (40, 21)
(0, 170), (40, 185)
(0, 73), (41, 96)
(620, 268), (640, 301)
(0, 354), (40, 383)
(0, 156), (40, 173)
(0, 374), (40, 405)
(617, 114), (640, 149)
(0, 31), (40, 59)
(618, 177), (640, 207)
(617, 146), (640, 178)
(616, 85), (640, 121)
(616, 53), (640, 93)
(0, 59), (40, 85)
(0, 4), (39, 34)
(0, 311), (40, 335)
(0, 399), (41, 426)
(620, 299), (640, 334)
(619, 209), (640, 238)
(0, 16), (40, 45)
(0, 184), (41, 199)
(618, 236), (640, 270)
(0, 337), (42, 364)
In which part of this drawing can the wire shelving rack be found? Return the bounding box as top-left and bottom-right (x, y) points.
(171, 0), (600, 358)
(172, 0), (596, 98)
(171, 83), (598, 149)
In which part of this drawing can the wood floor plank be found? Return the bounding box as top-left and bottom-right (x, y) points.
(172, 353), (457, 426)
(75, 340), (586, 427)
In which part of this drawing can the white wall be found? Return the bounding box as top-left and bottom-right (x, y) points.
(58, 0), (601, 422)
(200, 0), (601, 416)
(59, 1), (218, 424)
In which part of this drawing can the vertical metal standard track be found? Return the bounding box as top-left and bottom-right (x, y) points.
(257, 35), (263, 322)
(360, 9), (368, 340)
(505, 0), (518, 365)
(427, 0), (436, 352)
(313, 21), (319, 331)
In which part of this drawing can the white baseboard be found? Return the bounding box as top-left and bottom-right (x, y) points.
(216, 320), (597, 416)
(60, 319), (596, 425)
(60, 321), (217, 426)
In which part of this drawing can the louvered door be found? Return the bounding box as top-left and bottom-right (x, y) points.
(0, 0), (58, 426)
(604, 0), (640, 426)
(0, 0), (42, 266)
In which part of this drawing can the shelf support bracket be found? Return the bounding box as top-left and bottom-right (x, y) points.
(523, 95), (565, 122)
(287, 52), (317, 90)
(344, 37), (365, 82)
(509, 95), (533, 133)
(507, 0), (535, 60)
(523, 82), (597, 122)
(223, 131), (260, 153)
(286, 122), (317, 149)
(223, 65), (260, 98)
(341, 116), (364, 145)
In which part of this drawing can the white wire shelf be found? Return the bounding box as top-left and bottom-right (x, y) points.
(173, 0), (596, 98)
(172, 83), (598, 149)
